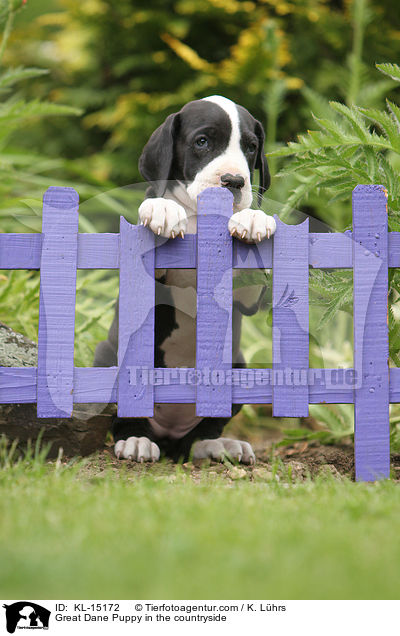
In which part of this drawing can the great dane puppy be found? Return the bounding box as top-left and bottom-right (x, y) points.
(94, 96), (276, 464)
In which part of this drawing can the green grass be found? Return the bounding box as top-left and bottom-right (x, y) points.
(1, 444), (400, 600)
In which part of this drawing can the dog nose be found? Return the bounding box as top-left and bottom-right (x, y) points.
(221, 173), (245, 190)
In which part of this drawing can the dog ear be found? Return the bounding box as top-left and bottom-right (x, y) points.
(254, 120), (271, 206)
(139, 112), (180, 197)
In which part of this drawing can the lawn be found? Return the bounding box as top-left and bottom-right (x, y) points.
(1, 441), (400, 600)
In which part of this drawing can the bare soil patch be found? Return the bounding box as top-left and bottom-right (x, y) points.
(69, 439), (400, 483)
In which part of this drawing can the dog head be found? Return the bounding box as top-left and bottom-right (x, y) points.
(139, 95), (270, 211)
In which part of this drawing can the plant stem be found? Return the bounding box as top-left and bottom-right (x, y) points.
(264, 80), (285, 178)
(0, 1), (15, 65)
(347, 0), (367, 106)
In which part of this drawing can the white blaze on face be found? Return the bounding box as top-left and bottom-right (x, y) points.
(186, 95), (253, 211)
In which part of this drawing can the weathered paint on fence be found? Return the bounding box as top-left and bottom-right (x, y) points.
(0, 184), (393, 481)
(272, 218), (309, 418)
(37, 186), (79, 418)
(353, 185), (390, 481)
(196, 187), (233, 417)
(118, 218), (155, 417)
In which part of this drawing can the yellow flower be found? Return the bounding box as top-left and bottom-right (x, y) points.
(285, 77), (304, 89)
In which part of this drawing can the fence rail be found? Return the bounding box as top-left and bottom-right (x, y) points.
(0, 184), (395, 481)
(4, 230), (400, 270)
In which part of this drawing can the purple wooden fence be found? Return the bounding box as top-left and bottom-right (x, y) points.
(0, 184), (394, 481)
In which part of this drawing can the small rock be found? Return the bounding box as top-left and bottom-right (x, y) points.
(286, 460), (308, 480)
(228, 467), (247, 480)
(252, 468), (276, 482)
(318, 464), (342, 479)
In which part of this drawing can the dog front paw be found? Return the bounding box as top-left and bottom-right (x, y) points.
(139, 198), (187, 239)
(229, 209), (276, 243)
(192, 437), (255, 464)
(114, 436), (160, 462)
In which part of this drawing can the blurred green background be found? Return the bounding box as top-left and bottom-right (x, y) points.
(1, 0), (400, 446)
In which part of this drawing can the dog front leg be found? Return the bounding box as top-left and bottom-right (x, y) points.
(228, 208), (276, 243)
(139, 198), (187, 239)
(112, 417), (161, 462)
(192, 438), (256, 465)
(164, 408), (256, 465)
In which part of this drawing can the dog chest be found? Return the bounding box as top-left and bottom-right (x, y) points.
(150, 404), (202, 440)
(159, 268), (197, 368)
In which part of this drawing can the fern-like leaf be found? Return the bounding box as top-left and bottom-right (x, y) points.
(0, 99), (82, 121)
(329, 101), (370, 141)
(358, 106), (400, 152)
(376, 62), (400, 82)
(0, 67), (49, 90)
(386, 100), (400, 133)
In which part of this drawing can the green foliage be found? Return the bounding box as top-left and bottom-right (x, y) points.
(0, 61), (81, 202)
(270, 77), (400, 225)
(0, 66), (48, 89)
(0, 269), (118, 366)
(280, 404), (354, 446)
(377, 62), (400, 83)
(0, 1), (85, 231)
(7, 0), (400, 187)
(0, 270), (39, 341)
(268, 58), (400, 445)
(74, 270), (118, 366)
(0, 3), (139, 370)
(309, 270), (353, 331)
(0, 430), (54, 472)
(269, 62), (400, 370)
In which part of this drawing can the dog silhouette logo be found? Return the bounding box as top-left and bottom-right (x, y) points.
(2, 602), (50, 633)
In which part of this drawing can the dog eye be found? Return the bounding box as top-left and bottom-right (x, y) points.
(248, 142), (257, 154)
(195, 136), (208, 148)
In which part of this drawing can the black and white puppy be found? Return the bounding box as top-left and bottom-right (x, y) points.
(94, 95), (276, 464)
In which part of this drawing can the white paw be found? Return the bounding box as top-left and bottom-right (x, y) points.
(114, 436), (160, 462)
(192, 437), (256, 464)
(139, 198), (187, 239)
(228, 209), (276, 243)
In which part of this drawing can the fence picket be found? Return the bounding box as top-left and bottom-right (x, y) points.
(196, 187), (233, 417)
(272, 217), (309, 417)
(353, 184), (390, 481)
(37, 186), (79, 417)
(117, 218), (155, 417)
